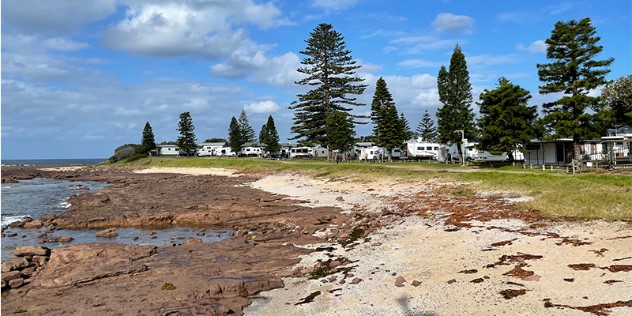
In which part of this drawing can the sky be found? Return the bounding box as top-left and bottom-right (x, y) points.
(1, 0), (631, 159)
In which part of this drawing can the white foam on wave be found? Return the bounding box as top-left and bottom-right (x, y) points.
(1, 215), (29, 228)
(59, 201), (71, 208)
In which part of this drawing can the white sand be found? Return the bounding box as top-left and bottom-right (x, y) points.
(133, 167), (238, 177)
(246, 173), (632, 316)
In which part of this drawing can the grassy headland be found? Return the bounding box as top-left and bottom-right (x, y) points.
(111, 157), (632, 221)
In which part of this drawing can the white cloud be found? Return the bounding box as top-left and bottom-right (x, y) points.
(516, 40), (547, 54)
(468, 54), (517, 66)
(388, 35), (458, 54)
(311, 0), (358, 11)
(43, 37), (89, 51)
(244, 100), (280, 113)
(212, 52), (302, 86)
(2, 0), (117, 34)
(431, 13), (474, 35)
(398, 59), (443, 68)
(102, 1), (286, 59)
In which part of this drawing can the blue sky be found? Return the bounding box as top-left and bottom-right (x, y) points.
(2, 0), (630, 159)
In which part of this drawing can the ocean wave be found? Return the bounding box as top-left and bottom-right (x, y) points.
(59, 201), (71, 208)
(1, 215), (30, 228)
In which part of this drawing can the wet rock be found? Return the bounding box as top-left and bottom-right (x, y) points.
(13, 246), (50, 257)
(96, 228), (118, 238)
(23, 220), (43, 229)
(44, 236), (74, 243)
(4, 232), (17, 237)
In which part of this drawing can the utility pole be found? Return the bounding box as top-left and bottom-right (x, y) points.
(455, 130), (465, 166)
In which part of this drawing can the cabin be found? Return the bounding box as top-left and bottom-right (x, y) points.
(601, 129), (632, 164)
(524, 139), (606, 166)
(312, 147), (329, 158)
(157, 144), (180, 156)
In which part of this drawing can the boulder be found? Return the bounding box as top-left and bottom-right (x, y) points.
(13, 246), (50, 257)
(96, 228), (118, 238)
(1, 271), (21, 282)
(44, 236), (74, 243)
(8, 278), (24, 288)
(19, 266), (37, 278)
(1, 257), (30, 272)
(23, 220), (43, 229)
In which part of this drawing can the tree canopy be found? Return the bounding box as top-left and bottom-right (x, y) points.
(416, 110), (438, 142)
(228, 116), (241, 153)
(238, 110), (256, 145)
(478, 77), (537, 160)
(537, 17), (613, 158)
(259, 115), (281, 153)
(290, 23), (367, 147)
(141, 121), (156, 154)
(371, 77), (406, 152)
(325, 111), (355, 154)
(436, 44), (476, 154)
(601, 75), (632, 127)
(176, 112), (197, 156)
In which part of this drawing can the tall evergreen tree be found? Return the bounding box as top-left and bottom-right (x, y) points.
(399, 113), (414, 141)
(478, 77), (538, 161)
(325, 111), (355, 157)
(291, 23), (367, 149)
(416, 110), (438, 142)
(238, 110), (256, 144)
(601, 75), (632, 127)
(436, 44), (476, 158)
(141, 121), (156, 154)
(176, 112), (197, 156)
(537, 17), (614, 160)
(260, 115), (281, 154)
(228, 116), (242, 153)
(371, 77), (395, 139)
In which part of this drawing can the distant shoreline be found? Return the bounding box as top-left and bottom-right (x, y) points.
(1, 158), (107, 167)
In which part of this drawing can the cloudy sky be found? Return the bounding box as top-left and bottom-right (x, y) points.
(2, 0), (630, 159)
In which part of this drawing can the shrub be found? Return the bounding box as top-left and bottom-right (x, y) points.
(109, 144), (144, 163)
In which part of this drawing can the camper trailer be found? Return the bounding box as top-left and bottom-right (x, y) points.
(215, 147), (236, 157)
(290, 147), (313, 158)
(240, 146), (263, 157)
(406, 139), (442, 160)
(359, 146), (385, 161)
(449, 142), (516, 162)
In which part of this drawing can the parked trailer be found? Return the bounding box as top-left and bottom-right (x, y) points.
(240, 147), (262, 157)
(290, 147), (313, 158)
(359, 146), (385, 161)
(406, 139), (442, 160)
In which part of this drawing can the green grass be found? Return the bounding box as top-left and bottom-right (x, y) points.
(115, 157), (632, 221)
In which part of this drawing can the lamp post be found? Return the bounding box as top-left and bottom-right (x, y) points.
(455, 130), (465, 166)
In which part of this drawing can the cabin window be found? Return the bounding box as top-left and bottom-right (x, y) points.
(417, 146), (423, 150)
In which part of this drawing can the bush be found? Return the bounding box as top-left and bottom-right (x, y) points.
(124, 153), (148, 163)
(109, 144), (144, 163)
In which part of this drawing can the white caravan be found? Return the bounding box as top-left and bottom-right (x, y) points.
(406, 139), (442, 160)
(290, 147), (314, 158)
(240, 147), (262, 157)
(359, 146), (385, 161)
(215, 147), (236, 157)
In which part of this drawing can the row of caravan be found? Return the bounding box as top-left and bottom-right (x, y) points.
(196, 144), (328, 159)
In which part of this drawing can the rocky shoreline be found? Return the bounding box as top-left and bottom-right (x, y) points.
(1, 166), (631, 315)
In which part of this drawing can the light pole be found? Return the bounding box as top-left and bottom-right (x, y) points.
(455, 130), (465, 166)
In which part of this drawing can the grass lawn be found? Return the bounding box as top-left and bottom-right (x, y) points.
(113, 157), (632, 221)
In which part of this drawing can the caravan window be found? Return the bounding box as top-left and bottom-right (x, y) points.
(417, 146), (423, 150)
(426, 146), (432, 150)
(434, 147), (439, 150)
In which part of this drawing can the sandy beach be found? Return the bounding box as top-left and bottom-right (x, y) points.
(1, 166), (631, 315)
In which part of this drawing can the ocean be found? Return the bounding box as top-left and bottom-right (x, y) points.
(1, 159), (233, 261)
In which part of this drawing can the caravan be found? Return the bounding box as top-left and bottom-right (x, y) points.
(290, 147), (313, 158)
(405, 139), (442, 160)
(359, 146), (386, 161)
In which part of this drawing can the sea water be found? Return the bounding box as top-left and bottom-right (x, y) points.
(1, 165), (233, 261)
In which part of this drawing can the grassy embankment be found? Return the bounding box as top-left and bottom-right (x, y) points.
(113, 157), (632, 221)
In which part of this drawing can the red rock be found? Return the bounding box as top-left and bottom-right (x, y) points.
(1, 271), (21, 282)
(1, 258), (30, 272)
(23, 220), (43, 229)
(350, 278), (362, 284)
(8, 278), (24, 288)
(13, 246), (50, 257)
(395, 275), (406, 287)
(411, 280), (421, 287)
(96, 228), (118, 238)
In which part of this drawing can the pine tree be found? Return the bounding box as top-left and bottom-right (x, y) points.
(371, 77), (394, 140)
(416, 110), (438, 142)
(537, 17), (614, 160)
(141, 121), (156, 154)
(260, 115), (281, 154)
(176, 112), (197, 157)
(228, 116), (242, 153)
(436, 44), (476, 158)
(325, 111), (355, 156)
(478, 77), (537, 160)
(291, 23), (367, 149)
(399, 113), (414, 141)
(238, 110), (256, 144)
